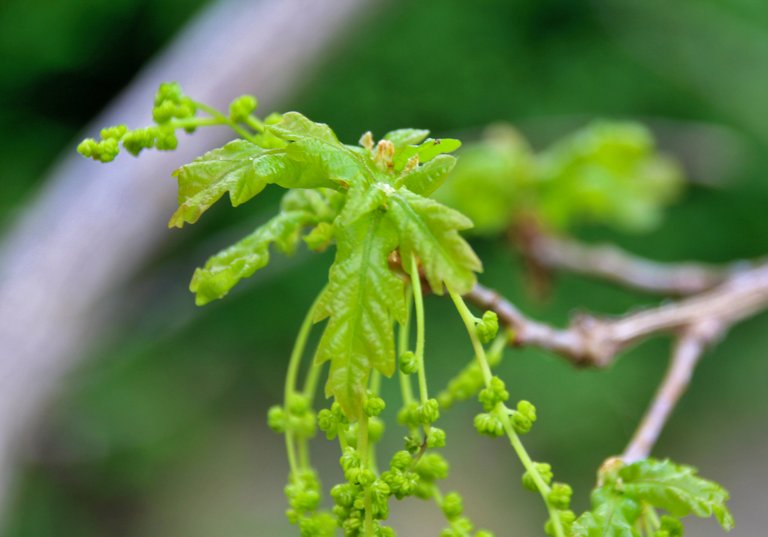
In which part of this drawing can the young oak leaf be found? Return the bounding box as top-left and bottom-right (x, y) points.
(572, 489), (642, 537)
(388, 188), (482, 295)
(393, 137), (462, 172)
(268, 112), (375, 189)
(313, 211), (406, 417)
(396, 154), (457, 197)
(189, 209), (312, 305)
(170, 140), (272, 228)
(171, 113), (365, 229)
(383, 128), (431, 150)
(190, 189), (341, 305)
(618, 459), (734, 530)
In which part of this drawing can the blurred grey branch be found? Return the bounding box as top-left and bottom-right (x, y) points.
(527, 234), (751, 296)
(0, 0), (377, 522)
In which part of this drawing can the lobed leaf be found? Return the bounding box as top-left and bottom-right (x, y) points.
(396, 154), (457, 197)
(190, 189), (342, 305)
(189, 210), (312, 305)
(388, 188), (481, 295)
(618, 459), (734, 530)
(313, 211), (407, 416)
(170, 140), (270, 228)
(393, 137), (462, 171)
(383, 128), (430, 149)
(572, 489), (641, 537)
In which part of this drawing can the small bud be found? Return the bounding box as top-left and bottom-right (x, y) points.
(229, 94), (258, 122)
(399, 351), (418, 375)
(522, 462), (553, 491)
(476, 311), (499, 344)
(415, 453), (449, 482)
(390, 450), (412, 470)
(474, 412), (504, 437)
(374, 139), (396, 170)
(364, 394), (386, 417)
(427, 427), (446, 448)
(317, 408), (337, 439)
(359, 131), (374, 151)
(441, 492), (463, 520)
(99, 125), (127, 140)
(547, 483), (573, 510)
(154, 126), (178, 151)
(267, 405), (286, 433)
(416, 399), (440, 425)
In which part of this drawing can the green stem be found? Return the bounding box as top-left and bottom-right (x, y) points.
(193, 101), (259, 143)
(398, 286), (419, 438)
(409, 256), (430, 405)
(369, 370), (381, 474)
(358, 415), (374, 537)
(302, 361), (324, 401)
(398, 286), (416, 405)
(284, 289), (324, 479)
(167, 117), (223, 130)
(245, 114), (265, 133)
(448, 289), (565, 537)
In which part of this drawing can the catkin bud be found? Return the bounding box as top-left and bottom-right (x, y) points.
(399, 351), (418, 375)
(229, 95), (258, 122)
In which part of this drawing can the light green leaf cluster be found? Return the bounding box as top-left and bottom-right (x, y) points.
(79, 84), (479, 418)
(572, 458), (734, 536)
(437, 121), (683, 235)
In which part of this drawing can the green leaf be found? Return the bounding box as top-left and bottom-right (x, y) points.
(393, 137), (462, 171)
(535, 121), (683, 232)
(384, 128), (430, 149)
(268, 111), (340, 144)
(388, 189), (481, 294)
(189, 209), (312, 305)
(314, 211), (406, 417)
(572, 489), (641, 537)
(268, 112), (375, 189)
(170, 140), (269, 228)
(396, 154), (456, 196)
(619, 459), (734, 530)
(435, 125), (534, 235)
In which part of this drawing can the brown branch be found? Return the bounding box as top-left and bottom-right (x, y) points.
(466, 260), (768, 461)
(527, 234), (748, 296)
(621, 320), (723, 463)
(466, 261), (768, 367)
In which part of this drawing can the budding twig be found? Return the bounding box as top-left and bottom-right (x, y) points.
(622, 320), (723, 463)
(465, 260), (768, 461)
(467, 261), (768, 367)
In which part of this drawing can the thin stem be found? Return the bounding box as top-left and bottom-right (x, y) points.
(358, 415), (374, 537)
(302, 361), (324, 401)
(193, 101), (259, 143)
(369, 370), (381, 474)
(283, 289), (324, 479)
(398, 286), (416, 406)
(409, 256), (429, 404)
(166, 117), (224, 130)
(449, 288), (565, 537)
(245, 114), (265, 133)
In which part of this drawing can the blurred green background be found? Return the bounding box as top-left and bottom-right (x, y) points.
(2, 0), (767, 535)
